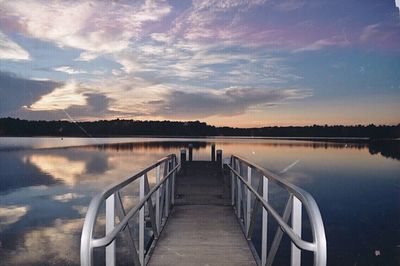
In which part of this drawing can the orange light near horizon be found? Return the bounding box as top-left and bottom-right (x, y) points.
(29, 82), (86, 111)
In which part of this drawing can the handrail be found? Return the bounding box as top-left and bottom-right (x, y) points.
(91, 163), (179, 248)
(227, 155), (326, 266)
(81, 154), (179, 266)
(228, 166), (315, 251)
(81, 151), (326, 266)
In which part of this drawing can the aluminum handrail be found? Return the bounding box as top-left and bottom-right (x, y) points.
(91, 163), (179, 248)
(81, 154), (178, 266)
(228, 166), (315, 251)
(228, 155), (326, 266)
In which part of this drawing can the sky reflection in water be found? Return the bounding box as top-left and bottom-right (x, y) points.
(0, 138), (399, 265)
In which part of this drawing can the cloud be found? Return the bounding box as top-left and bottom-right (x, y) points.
(0, 205), (29, 231)
(52, 193), (84, 203)
(53, 66), (87, 75)
(151, 32), (171, 43)
(20, 92), (119, 121)
(0, 31), (30, 60)
(72, 205), (88, 216)
(294, 36), (349, 52)
(359, 23), (400, 50)
(360, 23), (381, 42)
(29, 81), (86, 110)
(28, 154), (86, 186)
(75, 51), (98, 61)
(2, 58), (306, 121)
(85, 93), (112, 113)
(192, 0), (267, 11)
(9, 74), (164, 120)
(3, 218), (83, 265)
(151, 87), (312, 118)
(57, 93), (119, 120)
(170, 0), (267, 43)
(115, 53), (141, 73)
(0, 72), (61, 116)
(0, 0), (171, 56)
(273, 0), (305, 11)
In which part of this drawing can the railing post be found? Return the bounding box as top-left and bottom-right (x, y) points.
(171, 157), (176, 205)
(231, 157), (235, 206)
(106, 193), (116, 266)
(188, 144), (193, 161)
(211, 144), (216, 161)
(180, 149), (186, 174)
(236, 159), (242, 220)
(246, 166), (252, 238)
(165, 161), (170, 218)
(262, 176), (268, 266)
(139, 175), (145, 265)
(216, 149), (222, 170)
(291, 196), (302, 266)
(155, 165), (161, 234)
(115, 191), (141, 265)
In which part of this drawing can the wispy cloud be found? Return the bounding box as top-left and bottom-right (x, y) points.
(0, 31), (30, 60)
(0, 0), (171, 58)
(0, 205), (29, 231)
(359, 23), (400, 50)
(360, 23), (381, 42)
(150, 87), (312, 118)
(294, 36), (349, 52)
(114, 53), (141, 74)
(273, 0), (305, 12)
(54, 66), (87, 75)
(52, 193), (84, 203)
(169, 0), (266, 44)
(75, 51), (98, 62)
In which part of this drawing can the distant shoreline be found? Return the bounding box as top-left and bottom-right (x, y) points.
(0, 135), (398, 143)
(1, 117), (399, 140)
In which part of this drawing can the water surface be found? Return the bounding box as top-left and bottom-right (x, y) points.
(0, 137), (398, 265)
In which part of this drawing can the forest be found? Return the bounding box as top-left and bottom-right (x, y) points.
(0, 117), (399, 138)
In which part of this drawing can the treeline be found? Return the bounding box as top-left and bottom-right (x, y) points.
(0, 117), (399, 138)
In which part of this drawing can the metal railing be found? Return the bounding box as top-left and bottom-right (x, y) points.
(81, 154), (179, 266)
(227, 155), (326, 266)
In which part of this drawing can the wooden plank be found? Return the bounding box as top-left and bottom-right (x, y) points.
(148, 161), (256, 265)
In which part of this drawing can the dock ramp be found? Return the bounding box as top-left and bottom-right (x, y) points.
(81, 147), (326, 265)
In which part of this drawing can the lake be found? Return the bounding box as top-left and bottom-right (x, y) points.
(0, 137), (398, 265)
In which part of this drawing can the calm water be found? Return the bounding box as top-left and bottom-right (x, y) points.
(0, 137), (398, 265)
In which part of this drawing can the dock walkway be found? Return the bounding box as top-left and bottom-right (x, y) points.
(148, 161), (256, 266)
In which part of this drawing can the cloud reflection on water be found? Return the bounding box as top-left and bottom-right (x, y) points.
(27, 154), (86, 187)
(52, 193), (85, 203)
(0, 205), (29, 232)
(2, 218), (82, 266)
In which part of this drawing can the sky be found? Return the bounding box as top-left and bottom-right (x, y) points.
(0, 0), (399, 127)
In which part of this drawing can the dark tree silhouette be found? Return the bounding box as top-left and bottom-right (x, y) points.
(0, 117), (399, 139)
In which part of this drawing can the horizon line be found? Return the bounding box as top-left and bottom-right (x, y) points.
(1, 117), (399, 129)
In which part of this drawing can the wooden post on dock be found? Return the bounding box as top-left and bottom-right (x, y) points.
(188, 144), (193, 161)
(216, 149), (222, 171)
(180, 149), (187, 174)
(211, 144), (216, 161)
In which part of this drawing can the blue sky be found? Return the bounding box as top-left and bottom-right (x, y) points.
(0, 0), (399, 126)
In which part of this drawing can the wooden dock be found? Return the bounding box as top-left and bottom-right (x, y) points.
(148, 161), (257, 266)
